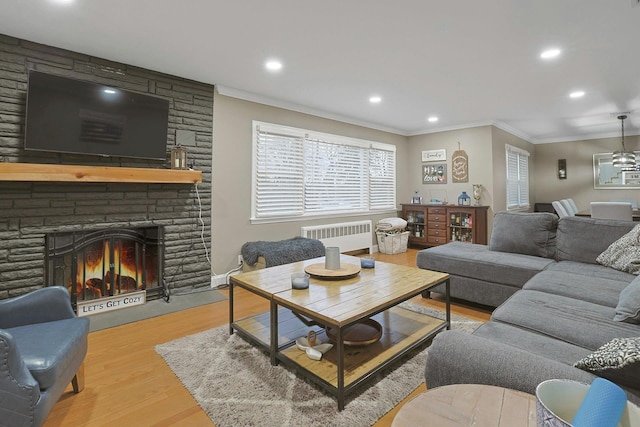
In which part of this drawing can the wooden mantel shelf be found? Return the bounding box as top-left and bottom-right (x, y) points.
(0, 163), (202, 184)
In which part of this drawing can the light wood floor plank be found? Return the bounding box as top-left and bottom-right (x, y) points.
(44, 248), (491, 427)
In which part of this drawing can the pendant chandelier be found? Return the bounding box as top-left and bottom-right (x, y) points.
(612, 114), (636, 168)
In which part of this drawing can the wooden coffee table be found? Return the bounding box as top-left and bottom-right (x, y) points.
(391, 384), (537, 426)
(229, 255), (450, 410)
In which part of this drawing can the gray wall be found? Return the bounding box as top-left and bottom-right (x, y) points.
(211, 92), (409, 274)
(0, 35), (212, 299)
(533, 135), (640, 212)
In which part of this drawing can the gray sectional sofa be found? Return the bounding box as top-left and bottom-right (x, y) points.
(416, 213), (640, 400)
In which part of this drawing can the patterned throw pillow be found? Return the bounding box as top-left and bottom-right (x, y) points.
(615, 277), (640, 324)
(574, 337), (640, 389)
(596, 224), (640, 274)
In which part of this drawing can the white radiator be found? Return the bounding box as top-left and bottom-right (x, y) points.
(301, 220), (372, 254)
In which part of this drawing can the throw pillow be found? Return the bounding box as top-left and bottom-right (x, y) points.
(614, 276), (640, 324)
(597, 224), (640, 274)
(489, 212), (557, 258)
(574, 337), (640, 390)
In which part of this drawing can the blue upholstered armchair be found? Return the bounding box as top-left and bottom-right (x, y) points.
(0, 286), (89, 427)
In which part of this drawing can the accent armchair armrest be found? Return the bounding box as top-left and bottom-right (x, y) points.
(0, 330), (40, 417)
(0, 286), (76, 329)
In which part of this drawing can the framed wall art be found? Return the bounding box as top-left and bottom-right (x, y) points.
(451, 146), (468, 183)
(593, 152), (640, 189)
(421, 149), (446, 162)
(423, 163), (447, 184)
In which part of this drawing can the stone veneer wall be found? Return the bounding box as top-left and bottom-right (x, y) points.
(0, 35), (212, 299)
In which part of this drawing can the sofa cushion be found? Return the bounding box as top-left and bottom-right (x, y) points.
(8, 317), (89, 389)
(473, 321), (592, 366)
(574, 337), (640, 390)
(556, 216), (636, 264)
(428, 274), (522, 307)
(491, 290), (640, 350)
(615, 276), (640, 324)
(597, 224), (640, 274)
(544, 261), (636, 283)
(489, 212), (557, 258)
(416, 242), (555, 288)
(523, 270), (629, 308)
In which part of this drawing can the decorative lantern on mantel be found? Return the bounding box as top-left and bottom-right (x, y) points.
(170, 145), (188, 170)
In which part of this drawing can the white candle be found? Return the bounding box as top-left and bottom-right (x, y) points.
(325, 247), (341, 270)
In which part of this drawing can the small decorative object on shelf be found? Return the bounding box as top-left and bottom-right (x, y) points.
(412, 191), (422, 204)
(457, 191), (471, 206)
(170, 145), (188, 170)
(472, 184), (482, 206)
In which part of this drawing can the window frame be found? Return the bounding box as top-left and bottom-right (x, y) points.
(250, 121), (397, 224)
(505, 144), (530, 211)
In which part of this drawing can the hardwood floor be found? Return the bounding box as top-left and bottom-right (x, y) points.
(44, 248), (492, 427)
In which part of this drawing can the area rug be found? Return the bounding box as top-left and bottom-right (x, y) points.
(155, 302), (482, 427)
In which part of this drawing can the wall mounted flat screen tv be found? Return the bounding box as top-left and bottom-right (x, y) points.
(24, 70), (170, 160)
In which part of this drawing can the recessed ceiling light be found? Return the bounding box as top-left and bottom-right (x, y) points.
(569, 91), (585, 98)
(50, 0), (73, 4)
(265, 60), (283, 72)
(427, 116), (439, 123)
(103, 89), (116, 94)
(540, 48), (561, 59)
(369, 96), (382, 104)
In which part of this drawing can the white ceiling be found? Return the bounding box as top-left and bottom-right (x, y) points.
(1, 0), (639, 143)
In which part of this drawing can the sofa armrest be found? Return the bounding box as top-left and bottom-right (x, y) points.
(0, 286), (76, 328)
(425, 330), (598, 395)
(0, 330), (40, 424)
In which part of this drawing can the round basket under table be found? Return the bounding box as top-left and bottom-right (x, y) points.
(325, 318), (383, 346)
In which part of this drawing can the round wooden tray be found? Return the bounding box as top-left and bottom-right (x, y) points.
(326, 318), (383, 346)
(304, 263), (361, 280)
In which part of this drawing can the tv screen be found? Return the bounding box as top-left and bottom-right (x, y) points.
(24, 70), (169, 160)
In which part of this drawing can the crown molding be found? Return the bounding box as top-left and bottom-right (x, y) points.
(215, 85), (407, 136)
(407, 120), (534, 143)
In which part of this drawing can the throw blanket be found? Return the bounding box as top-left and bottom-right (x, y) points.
(597, 224), (640, 274)
(376, 217), (407, 231)
(241, 237), (326, 267)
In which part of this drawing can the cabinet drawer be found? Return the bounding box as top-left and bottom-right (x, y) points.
(428, 214), (446, 223)
(428, 207), (446, 215)
(428, 222), (445, 230)
(428, 236), (446, 245)
(428, 229), (445, 237)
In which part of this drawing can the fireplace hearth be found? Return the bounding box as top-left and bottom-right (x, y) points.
(45, 226), (164, 308)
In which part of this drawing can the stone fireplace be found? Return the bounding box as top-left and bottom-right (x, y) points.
(45, 226), (164, 308)
(0, 35), (213, 301)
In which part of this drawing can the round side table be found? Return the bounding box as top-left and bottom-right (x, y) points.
(391, 384), (537, 426)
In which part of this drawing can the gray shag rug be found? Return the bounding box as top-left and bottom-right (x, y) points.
(155, 302), (482, 427)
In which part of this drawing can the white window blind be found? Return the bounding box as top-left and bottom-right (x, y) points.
(252, 121), (396, 221)
(506, 144), (530, 210)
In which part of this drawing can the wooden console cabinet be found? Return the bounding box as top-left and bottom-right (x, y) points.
(401, 204), (488, 248)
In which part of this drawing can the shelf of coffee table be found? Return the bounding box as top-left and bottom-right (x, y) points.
(278, 306), (446, 388)
(232, 308), (325, 349)
(233, 305), (446, 373)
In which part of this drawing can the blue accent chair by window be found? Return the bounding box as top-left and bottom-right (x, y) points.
(0, 286), (89, 426)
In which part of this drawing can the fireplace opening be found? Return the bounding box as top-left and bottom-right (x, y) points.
(45, 226), (164, 309)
